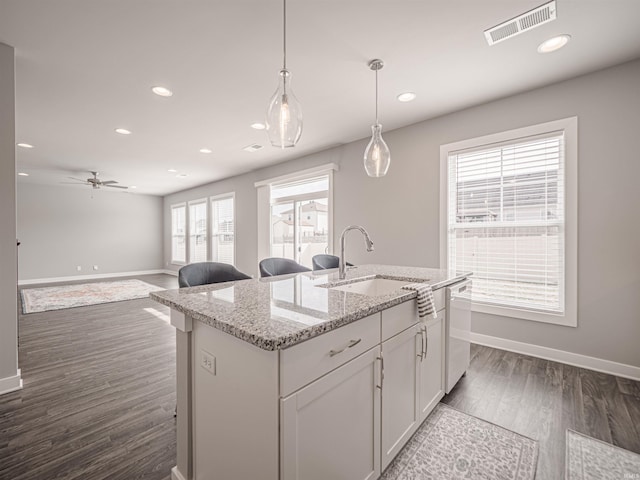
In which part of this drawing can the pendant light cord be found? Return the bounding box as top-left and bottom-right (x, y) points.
(375, 67), (379, 125)
(283, 0), (287, 70)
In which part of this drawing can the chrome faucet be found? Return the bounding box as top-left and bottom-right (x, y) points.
(339, 225), (374, 279)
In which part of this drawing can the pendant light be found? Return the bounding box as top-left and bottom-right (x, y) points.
(364, 59), (391, 177)
(266, 0), (303, 148)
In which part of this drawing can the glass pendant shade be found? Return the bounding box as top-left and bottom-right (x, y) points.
(266, 69), (303, 148)
(364, 124), (391, 177)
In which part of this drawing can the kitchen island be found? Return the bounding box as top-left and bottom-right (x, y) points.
(152, 264), (471, 480)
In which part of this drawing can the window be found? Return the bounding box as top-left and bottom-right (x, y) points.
(188, 200), (208, 263)
(441, 118), (577, 326)
(171, 203), (187, 264)
(270, 176), (330, 268)
(256, 163), (337, 271)
(211, 194), (235, 265)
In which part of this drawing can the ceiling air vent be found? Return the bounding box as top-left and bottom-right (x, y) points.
(243, 143), (263, 153)
(484, 0), (557, 46)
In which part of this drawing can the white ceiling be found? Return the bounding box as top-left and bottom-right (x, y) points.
(2, 0), (640, 196)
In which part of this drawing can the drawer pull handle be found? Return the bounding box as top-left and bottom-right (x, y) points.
(329, 338), (362, 357)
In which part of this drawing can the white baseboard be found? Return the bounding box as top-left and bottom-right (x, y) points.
(18, 269), (171, 286)
(171, 466), (187, 480)
(0, 369), (22, 396)
(469, 332), (640, 381)
(164, 269), (178, 277)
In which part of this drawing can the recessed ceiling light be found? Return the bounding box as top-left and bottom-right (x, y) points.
(18, 172), (29, 176)
(151, 86), (173, 97)
(17, 143), (34, 148)
(115, 128), (132, 135)
(199, 148), (213, 154)
(251, 122), (266, 130)
(243, 143), (263, 152)
(397, 92), (416, 102)
(177, 174), (188, 178)
(167, 169), (178, 173)
(537, 34), (571, 53)
(130, 185), (137, 189)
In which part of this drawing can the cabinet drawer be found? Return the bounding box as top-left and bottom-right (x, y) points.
(382, 289), (445, 341)
(280, 313), (381, 397)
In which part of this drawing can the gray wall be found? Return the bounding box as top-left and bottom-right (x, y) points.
(0, 43), (19, 388)
(164, 58), (640, 368)
(18, 184), (164, 281)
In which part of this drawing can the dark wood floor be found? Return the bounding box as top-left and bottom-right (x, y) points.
(2, 273), (639, 479)
(442, 344), (640, 479)
(1, 274), (178, 480)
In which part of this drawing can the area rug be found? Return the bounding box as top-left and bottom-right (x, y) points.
(21, 279), (165, 314)
(381, 403), (538, 480)
(566, 429), (640, 480)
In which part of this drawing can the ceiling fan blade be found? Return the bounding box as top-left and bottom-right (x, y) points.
(68, 177), (88, 182)
(104, 184), (128, 189)
(101, 180), (118, 185)
(60, 181), (88, 185)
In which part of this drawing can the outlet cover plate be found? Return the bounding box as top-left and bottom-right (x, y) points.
(200, 350), (216, 375)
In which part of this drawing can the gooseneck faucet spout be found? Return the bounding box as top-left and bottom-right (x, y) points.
(339, 225), (374, 280)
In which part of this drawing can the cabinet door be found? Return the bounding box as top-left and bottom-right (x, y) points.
(418, 317), (444, 421)
(281, 346), (381, 480)
(380, 324), (421, 471)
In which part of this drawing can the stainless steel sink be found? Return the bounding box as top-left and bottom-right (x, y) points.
(328, 278), (409, 296)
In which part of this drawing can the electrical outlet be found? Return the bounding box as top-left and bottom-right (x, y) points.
(200, 350), (216, 375)
(76, 266), (82, 272)
(93, 265), (99, 270)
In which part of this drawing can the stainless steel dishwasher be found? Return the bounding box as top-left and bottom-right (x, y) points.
(445, 279), (472, 394)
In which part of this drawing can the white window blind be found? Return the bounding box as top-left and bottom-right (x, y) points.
(447, 132), (565, 314)
(188, 201), (208, 263)
(171, 204), (186, 263)
(211, 195), (235, 265)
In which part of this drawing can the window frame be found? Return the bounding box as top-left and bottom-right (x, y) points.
(210, 192), (236, 266)
(440, 117), (578, 327)
(170, 202), (187, 265)
(255, 163), (337, 269)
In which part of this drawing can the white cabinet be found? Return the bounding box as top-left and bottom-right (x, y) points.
(187, 292), (449, 480)
(418, 317), (444, 421)
(281, 346), (381, 480)
(379, 301), (445, 472)
(380, 323), (421, 471)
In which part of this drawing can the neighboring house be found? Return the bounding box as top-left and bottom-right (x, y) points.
(280, 201), (329, 235)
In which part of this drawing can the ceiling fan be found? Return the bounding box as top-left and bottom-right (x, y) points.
(67, 171), (128, 190)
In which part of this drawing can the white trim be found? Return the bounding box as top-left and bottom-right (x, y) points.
(18, 269), (169, 286)
(254, 162), (339, 187)
(327, 169), (334, 255)
(440, 117), (578, 327)
(0, 369), (22, 396)
(469, 332), (640, 381)
(170, 466), (187, 480)
(256, 185), (270, 272)
(164, 269), (179, 277)
(470, 303), (575, 327)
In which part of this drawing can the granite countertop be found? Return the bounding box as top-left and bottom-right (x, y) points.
(151, 264), (471, 351)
